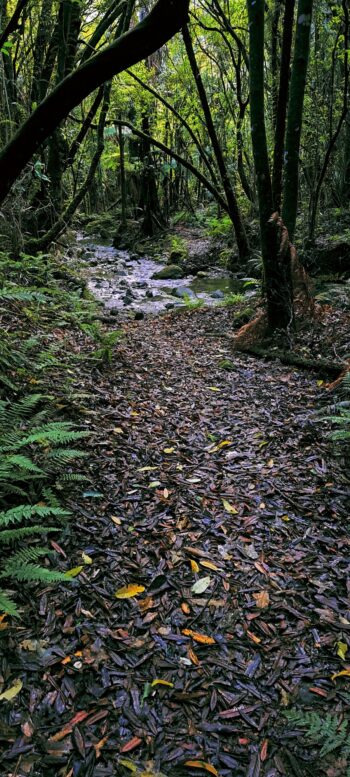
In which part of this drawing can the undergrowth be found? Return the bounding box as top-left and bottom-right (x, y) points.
(0, 249), (104, 615)
(284, 708), (350, 774)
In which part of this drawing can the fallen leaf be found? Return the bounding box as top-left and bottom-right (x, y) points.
(181, 602), (191, 614)
(149, 481), (161, 488)
(182, 629), (216, 645)
(200, 560), (219, 571)
(191, 576), (211, 594)
(190, 559), (200, 573)
(184, 761), (219, 776)
(65, 565), (84, 578)
(82, 552), (93, 565)
(222, 499), (238, 515)
(137, 466), (158, 472)
(0, 678), (22, 701)
(115, 584), (145, 599)
(120, 736), (142, 753)
(331, 669), (350, 680)
(337, 641), (348, 660)
(253, 591), (270, 608)
(151, 679), (174, 688)
(164, 447), (175, 454)
(208, 386), (221, 392)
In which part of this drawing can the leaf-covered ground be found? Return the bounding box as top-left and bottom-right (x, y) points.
(1, 305), (349, 777)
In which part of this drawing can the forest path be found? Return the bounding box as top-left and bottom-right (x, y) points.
(8, 307), (349, 777)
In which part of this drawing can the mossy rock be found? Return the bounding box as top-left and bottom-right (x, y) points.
(168, 247), (189, 266)
(152, 264), (184, 280)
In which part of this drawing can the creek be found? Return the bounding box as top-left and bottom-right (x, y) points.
(76, 234), (257, 316)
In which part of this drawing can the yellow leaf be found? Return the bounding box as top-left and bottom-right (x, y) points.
(137, 466), (158, 472)
(190, 559), (200, 573)
(337, 641), (348, 660)
(182, 629), (216, 645)
(331, 668), (350, 680)
(0, 678), (23, 702)
(119, 759), (138, 773)
(131, 411), (139, 417)
(115, 584), (145, 599)
(217, 440), (232, 448)
(208, 386), (221, 392)
(65, 565), (84, 578)
(184, 760), (219, 776)
(281, 514), (290, 522)
(222, 499), (238, 515)
(151, 679), (174, 688)
(164, 447), (175, 454)
(267, 459), (274, 468)
(111, 516), (122, 525)
(82, 552), (93, 565)
(253, 591), (270, 609)
(317, 380), (324, 387)
(200, 560), (219, 571)
(113, 427), (124, 434)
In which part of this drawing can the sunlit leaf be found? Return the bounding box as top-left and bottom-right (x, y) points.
(151, 679), (174, 688)
(222, 499), (238, 514)
(82, 552), (93, 565)
(253, 591), (270, 608)
(115, 584), (145, 599)
(0, 678), (22, 701)
(190, 559), (200, 573)
(65, 565), (84, 578)
(337, 641), (348, 660)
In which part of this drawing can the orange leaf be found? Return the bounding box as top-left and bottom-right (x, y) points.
(253, 591), (270, 609)
(115, 584), (145, 599)
(247, 630), (261, 644)
(49, 711), (89, 742)
(184, 760), (219, 776)
(94, 736), (108, 758)
(188, 647), (200, 665)
(120, 736), (142, 753)
(181, 602), (191, 615)
(260, 739), (268, 762)
(190, 559), (200, 573)
(182, 629), (215, 645)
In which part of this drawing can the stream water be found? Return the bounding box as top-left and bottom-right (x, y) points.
(76, 234), (257, 316)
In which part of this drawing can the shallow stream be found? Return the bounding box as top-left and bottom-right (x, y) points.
(76, 234), (257, 316)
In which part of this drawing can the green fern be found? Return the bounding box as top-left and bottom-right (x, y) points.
(284, 709), (350, 759)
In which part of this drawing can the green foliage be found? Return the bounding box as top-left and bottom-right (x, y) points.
(206, 215), (233, 240)
(220, 293), (244, 307)
(80, 322), (122, 364)
(182, 293), (204, 310)
(322, 372), (350, 444)
(0, 394), (88, 615)
(284, 708), (350, 763)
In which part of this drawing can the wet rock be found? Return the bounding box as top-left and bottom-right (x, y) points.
(173, 286), (194, 298)
(210, 289), (225, 299)
(109, 308), (119, 316)
(116, 269), (128, 276)
(197, 271), (208, 277)
(146, 289), (154, 298)
(134, 311), (144, 320)
(152, 264), (184, 280)
(89, 259), (98, 267)
(165, 302), (175, 309)
(136, 281), (148, 289)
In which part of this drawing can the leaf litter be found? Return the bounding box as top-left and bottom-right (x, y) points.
(0, 305), (349, 776)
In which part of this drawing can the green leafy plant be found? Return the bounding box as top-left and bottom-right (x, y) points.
(0, 394), (89, 615)
(80, 322), (122, 364)
(220, 292), (244, 307)
(322, 372), (350, 443)
(284, 708), (350, 770)
(182, 293), (204, 310)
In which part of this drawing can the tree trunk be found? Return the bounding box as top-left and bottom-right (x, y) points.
(272, 0), (296, 212)
(282, 0), (313, 241)
(182, 23), (250, 262)
(247, 0), (293, 332)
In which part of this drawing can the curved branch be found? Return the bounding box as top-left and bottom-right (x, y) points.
(0, 0), (190, 205)
(115, 119), (229, 212)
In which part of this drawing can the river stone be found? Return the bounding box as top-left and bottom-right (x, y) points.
(152, 264), (184, 280)
(197, 271), (208, 277)
(173, 286), (194, 298)
(210, 289), (225, 299)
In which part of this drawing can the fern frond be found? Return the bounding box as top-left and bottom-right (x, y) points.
(1, 563), (67, 583)
(0, 504), (71, 528)
(0, 590), (19, 616)
(0, 525), (58, 543)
